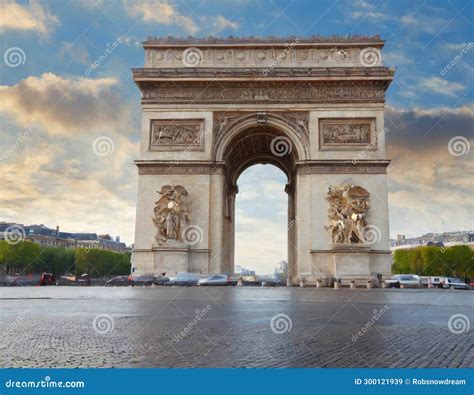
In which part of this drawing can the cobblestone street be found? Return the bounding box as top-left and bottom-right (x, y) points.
(1, 287), (472, 368)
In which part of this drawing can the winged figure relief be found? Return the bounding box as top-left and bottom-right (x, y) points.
(153, 185), (192, 245)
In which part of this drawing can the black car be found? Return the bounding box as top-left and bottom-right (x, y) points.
(105, 275), (133, 286)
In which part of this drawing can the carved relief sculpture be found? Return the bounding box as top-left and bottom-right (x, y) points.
(319, 118), (375, 150)
(325, 185), (370, 244)
(153, 185), (191, 245)
(150, 119), (205, 151)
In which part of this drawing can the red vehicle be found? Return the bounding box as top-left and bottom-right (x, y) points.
(39, 273), (56, 286)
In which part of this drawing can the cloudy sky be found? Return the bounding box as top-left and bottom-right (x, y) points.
(1, 0), (472, 273)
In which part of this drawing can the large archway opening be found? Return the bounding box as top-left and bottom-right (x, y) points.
(218, 124), (299, 280)
(235, 164), (288, 277)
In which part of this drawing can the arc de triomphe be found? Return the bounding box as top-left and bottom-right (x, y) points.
(131, 36), (394, 285)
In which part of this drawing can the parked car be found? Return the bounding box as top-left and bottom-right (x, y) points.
(260, 276), (282, 287)
(131, 274), (155, 286)
(240, 275), (261, 286)
(56, 274), (75, 286)
(442, 277), (470, 290)
(153, 274), (169, 285)
(198, 274), (237, 286)
(105, 275), (132, 286)
(39, 272), (56, 286)
(76, 273), (91, 286)
(428, 276), (445, 288)
(164, 273), (201, 286)
(418, 276), (430, 287)
(383, 274), (421, 288)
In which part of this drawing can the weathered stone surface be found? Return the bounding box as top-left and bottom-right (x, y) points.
(131, 37), (394, 282)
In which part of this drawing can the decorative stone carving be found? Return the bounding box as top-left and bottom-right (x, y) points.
(141, 35), (385, 68)
(153, 185), (191, 245)
(319, 118), (375, 150)
(150, 119), (205, 151)
(213, 111), (310, 142)
(141, 81), (386, 104)
(325, 185), (370, 244)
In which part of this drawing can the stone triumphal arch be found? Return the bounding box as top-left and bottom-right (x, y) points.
(131, 36), (394, 285)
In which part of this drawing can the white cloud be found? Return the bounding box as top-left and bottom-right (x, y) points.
(0, 0), (58, 35)
(124, 0), (198, 35)
(418, 77), (465, 97)
(203, 15), (239, 33)
(0, 73), (127, 135)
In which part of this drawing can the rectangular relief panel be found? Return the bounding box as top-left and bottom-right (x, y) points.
(149, 119), (205, 151)
(319, 118), (376, 151)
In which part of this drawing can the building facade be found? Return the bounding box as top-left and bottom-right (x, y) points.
(0, 222), (128, 252)
(131, 36), (395, 285)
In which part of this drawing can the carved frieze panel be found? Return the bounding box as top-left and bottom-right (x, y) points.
(319, 118), (376, 150)
(141, 81), (386, 104)
(149, 119), (205, 151)
(143, 46), (380, 68)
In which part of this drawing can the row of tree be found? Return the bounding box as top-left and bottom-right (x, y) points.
(392, 245), (474, 278)
(0, 241), (131, 277)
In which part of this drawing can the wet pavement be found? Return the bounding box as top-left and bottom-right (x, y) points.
(0, 286), (472, 368)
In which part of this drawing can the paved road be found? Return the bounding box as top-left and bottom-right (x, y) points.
(0, 286), (472, 368)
